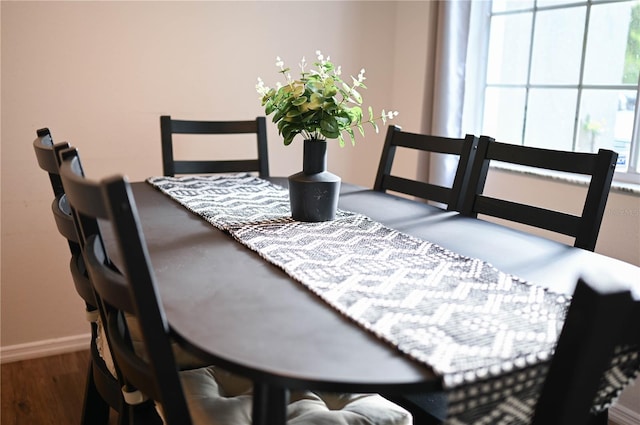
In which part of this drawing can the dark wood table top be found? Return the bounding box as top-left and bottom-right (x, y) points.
(128, 179), (640, 393)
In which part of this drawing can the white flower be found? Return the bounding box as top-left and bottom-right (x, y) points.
(255, 77), (269, 96)
(276, 56), (284, 68)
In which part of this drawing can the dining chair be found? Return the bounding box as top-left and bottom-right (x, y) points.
(459, 135), (618, 251)
(530, 276), (639, 425)
(374, 125), (479, 211)
(32, 128), (124, 425)
(160, 115), (270, 177)
(396, 276), (638, 425)
(58, 147), (413, 425)
(34, 129), (208, 424)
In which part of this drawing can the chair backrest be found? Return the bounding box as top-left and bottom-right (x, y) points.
(160, 115), (270, 178)
(33, 129), (125, 421)
(460, 136), (618, 251)
(32, 128), (97, 305)
(531, 276), (639, 425)
(374, 125), (479, 211)
(58, 147), (192, 425)
(33, 128), (67, 197)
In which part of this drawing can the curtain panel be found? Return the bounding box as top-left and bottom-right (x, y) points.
(418, 1), (473, 193)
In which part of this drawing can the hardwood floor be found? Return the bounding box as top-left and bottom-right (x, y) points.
(1, 350), (118, 425)
(1, 350), (623, 425)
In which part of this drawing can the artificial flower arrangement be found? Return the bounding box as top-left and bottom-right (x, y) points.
(256, 50), (398, 147)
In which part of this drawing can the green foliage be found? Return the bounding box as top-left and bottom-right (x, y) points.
(256, 51), (397, 147)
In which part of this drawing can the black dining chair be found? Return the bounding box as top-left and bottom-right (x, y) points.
(32, 128), (124, 425)
(530, 276), (639, 425)
(399, 276), (639, 425)
(35, 129), (209, 424)
(374, 125), (479, 211)
(459, 135), (618, 251)
(160, 115), (270, 178)
(58, 147), (413, 425)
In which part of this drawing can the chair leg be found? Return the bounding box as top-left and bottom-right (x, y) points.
(129, 400), (163, 425)
(588, 409), (608, 425)
(252, 382), (289, 425)
(81, 360), (111, 425)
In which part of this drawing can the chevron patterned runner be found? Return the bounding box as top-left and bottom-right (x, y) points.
(146, 174), (638, 424)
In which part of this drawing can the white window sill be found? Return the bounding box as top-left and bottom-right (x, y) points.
(490, 163), (640, 196)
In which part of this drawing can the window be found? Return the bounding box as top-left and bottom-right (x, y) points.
(468, 0), (640, 185)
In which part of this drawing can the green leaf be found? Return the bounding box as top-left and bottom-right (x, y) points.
(347, 106), (363, 124)
(335, 117), (350, 129)
(284, 133), (295, 146)
(346, 127), (356, 146)
(324, 85), (338, 97)
(281, 124), (299, 146)
(301, 110), (320, 122)
(278, 120), (291, 136)
(368, 106), (374, 121)
(292, 84), (305, 97)
(272, 108), (286, 124)
(292, 96), (308, 106)
(320, 116), (338, 133)
(308, 93), (323, 110)
(265, 102), (275, 115)
(320, 127), (340, 139)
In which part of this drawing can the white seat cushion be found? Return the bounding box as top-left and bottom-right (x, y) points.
(96, 315), (208, 378)
(180, 367), (412, 425)
(98, 322), (411, 425)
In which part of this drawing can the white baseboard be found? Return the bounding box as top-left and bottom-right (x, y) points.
(0, 333), (90, 364)
(610, 404), (640, 425)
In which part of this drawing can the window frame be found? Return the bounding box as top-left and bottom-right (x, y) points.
(465, 0), (640, 186)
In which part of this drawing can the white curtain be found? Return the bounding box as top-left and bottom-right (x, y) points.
(417, 1), (474, 190)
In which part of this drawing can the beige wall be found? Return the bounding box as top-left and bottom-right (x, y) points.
(1, 0), (402, 350)
(2, 0), (639, 418)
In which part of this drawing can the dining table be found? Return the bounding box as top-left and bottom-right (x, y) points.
(120, 174), (640, 425)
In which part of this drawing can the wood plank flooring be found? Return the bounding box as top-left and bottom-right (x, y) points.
(1, 350), (623, 425)
(1, 350), (118, 425)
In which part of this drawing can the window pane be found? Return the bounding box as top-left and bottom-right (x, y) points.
(613, 91), (637, 172)
(530, 7), (585, 85)
(482, 87), (526, 143)
(583, 1), (639, 85)
(478, 0), (639, 181)
(492, 0), (533, 13)
(524, 88), (577, 150)
(487, 13), (532, 85)
(578, 90), (637, 172)
(536, 0), (580, 7)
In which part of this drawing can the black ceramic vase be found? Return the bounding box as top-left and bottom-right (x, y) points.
(288, 139), (341, 222)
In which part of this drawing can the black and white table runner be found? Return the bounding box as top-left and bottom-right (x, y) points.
(147, 174), (638, 424)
